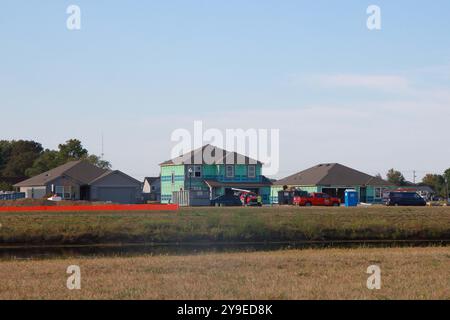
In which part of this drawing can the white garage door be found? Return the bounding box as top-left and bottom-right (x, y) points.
(97, 187), (136, 204)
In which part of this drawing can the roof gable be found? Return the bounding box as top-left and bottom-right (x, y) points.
(275, 163), (393, 187)
(14, 160), (108, 187)
(64, 160), (108, 184)
(14, 160), (82, 187)
(90, 170), (141, 185)
(160, 144), (262, 166)
(144, 177), (160, 184)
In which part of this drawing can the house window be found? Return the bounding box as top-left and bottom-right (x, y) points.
(55, 186), (72, 199)
(187, 166), (202, 178)
(195, 166), (202, 177)
(375, 188), (383, 198)
(55, 186), (63, 198)
(226, 165), (235, 178)
(171, 172), (175, 184)
(151, 186), (156, 191)
(248, 165), (256, 178)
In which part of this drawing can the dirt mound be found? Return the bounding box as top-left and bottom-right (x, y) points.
(0, 199), (110, 207)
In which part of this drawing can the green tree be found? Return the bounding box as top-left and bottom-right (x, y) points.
(444, 168), (450, 184)
(0, 140), (12, 176)
(0, 181), (13, 191)
(25, 139), (112, 176)
(57, 139), (88, 162)
(444, 169), (450, 199)
(1, 140), (43, 177)
(25, 149), (61, 177)
(85, 154), (112, 170)
(386, 168), (406, 186)
(422, 174), (445, 197)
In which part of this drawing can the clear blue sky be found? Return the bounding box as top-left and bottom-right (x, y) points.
(1, 1), (449, 180)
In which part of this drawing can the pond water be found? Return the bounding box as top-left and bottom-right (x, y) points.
(0, 240), (447, 260)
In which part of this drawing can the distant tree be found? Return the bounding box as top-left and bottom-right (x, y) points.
(0, 140), (12, 176)
(422, 174), (446, 197)
(444, 168), (450, 199)
(57, 139), (88, 162)
(84, 154), (112, 170)
(444, 168), (450, 184)
(1, 140), (43, 177)
(1, 139), (111, 179)
(386, 168), (406, 186)
(25, 149), (61, 177)
(375, 173), (383, 179)
(26, 140), (112, 176)
(0, 181), (13, 191)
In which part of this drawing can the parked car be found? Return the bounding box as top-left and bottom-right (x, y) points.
(385, 192), (427, 206)
(239, 191), (262, 206)
(211, 194), (242, 207)
(293, 192), (341, 207)
(278, 190), (309, 205)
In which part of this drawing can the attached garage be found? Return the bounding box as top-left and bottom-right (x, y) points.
(97, 187), (137, 204)
(90, 170), (141, 204)
(14, 160), (142, 204)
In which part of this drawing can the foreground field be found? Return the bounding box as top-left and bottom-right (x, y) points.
(0, 247), (448, 299)
(0, 206), (449, 245)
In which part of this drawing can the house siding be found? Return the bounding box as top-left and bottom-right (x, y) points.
(161, 165), (185, 203)
(160, 163), (270, 205)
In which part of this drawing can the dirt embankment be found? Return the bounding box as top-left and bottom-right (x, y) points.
(0, 199), (110, 207)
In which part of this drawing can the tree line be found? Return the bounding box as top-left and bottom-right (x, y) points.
(0, 139), (110, 191)
(386, 168), (450, 198)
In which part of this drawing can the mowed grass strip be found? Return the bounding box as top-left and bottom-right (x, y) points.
(0, 206), (449, 245)
(0, 247), (448, 299)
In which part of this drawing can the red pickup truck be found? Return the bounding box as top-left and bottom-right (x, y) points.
(293, 192), (341, 207)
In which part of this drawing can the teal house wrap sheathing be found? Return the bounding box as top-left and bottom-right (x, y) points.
(160, 145), (272, 205)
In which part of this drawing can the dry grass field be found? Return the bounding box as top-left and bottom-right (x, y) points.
(0, 206), (449, 245)
(0, 247), (448, 300)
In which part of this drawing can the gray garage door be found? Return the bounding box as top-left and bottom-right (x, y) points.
(97, 187), (136, 204)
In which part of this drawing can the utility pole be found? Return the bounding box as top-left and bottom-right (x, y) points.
(101, 133), (104, 160)
(445, 176), (449, 205)
(413, 170), (417, 184)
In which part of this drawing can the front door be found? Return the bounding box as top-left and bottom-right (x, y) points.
(360, 187), (367, 203)
(80, 185), (90, 201)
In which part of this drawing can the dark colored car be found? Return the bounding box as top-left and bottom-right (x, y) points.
(211, 194), (242, 207)
(386, 192), (427, 206)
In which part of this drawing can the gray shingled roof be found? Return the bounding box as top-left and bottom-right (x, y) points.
(144, 177), (160, 184)
(14, 160), (108, 187)
(160, 144), (262, 166)
(89, 170), (142, 185)
(274, 163), (393, 187)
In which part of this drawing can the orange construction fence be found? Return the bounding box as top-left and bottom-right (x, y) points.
(0, 204), (179, 212)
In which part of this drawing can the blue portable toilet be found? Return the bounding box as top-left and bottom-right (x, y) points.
(345, 189), (358, 207)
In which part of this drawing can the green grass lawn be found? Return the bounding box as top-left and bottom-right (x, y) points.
(0, 206), (449, 245)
